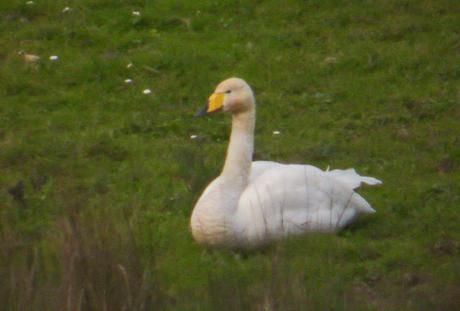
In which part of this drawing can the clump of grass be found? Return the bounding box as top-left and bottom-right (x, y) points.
(0, 198), (160, 310)
(53, 212), (157, 311)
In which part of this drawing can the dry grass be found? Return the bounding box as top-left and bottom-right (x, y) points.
(0, 205), (160, 311)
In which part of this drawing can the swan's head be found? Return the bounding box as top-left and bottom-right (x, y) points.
(195, 77), (255, 116)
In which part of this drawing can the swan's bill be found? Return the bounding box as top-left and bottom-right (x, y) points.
(195, 93), (224, 116)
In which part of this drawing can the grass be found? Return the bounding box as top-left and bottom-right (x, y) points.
(1, 0), (459, 310)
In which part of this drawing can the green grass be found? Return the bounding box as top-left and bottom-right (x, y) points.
(1, 0), (459, 310)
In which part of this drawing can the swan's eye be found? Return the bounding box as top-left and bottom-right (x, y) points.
(225, 90), (232, 94)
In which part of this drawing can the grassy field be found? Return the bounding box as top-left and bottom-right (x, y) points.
(1, 0), (459, 310)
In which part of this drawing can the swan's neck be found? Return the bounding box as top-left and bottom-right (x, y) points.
(221, 108), (255, 189)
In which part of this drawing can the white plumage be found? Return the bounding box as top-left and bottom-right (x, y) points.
(191, 78), (381, 249)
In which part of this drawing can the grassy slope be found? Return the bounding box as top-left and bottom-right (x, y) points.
(1, 0), (459, 310)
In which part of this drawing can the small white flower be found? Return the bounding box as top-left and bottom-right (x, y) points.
(190, 135), (198, 139)
(142, 89), (152, 95)
(62, 7), (72, 13)
(132, 11), (141, 16)
(26, 1), (34, 5)
(126, 63), (133, 68)
(49, 55), (59, 61)
(273, 130), (280, 135)
(124, 79), (133, 84)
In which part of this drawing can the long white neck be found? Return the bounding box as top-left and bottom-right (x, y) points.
(221, 107), (255, 190)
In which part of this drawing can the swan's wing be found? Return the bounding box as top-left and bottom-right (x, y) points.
(236, 164), (379, 246)
(250, 161), (324, 184)
(249, 161), (282, 182)
(251, 162), (382, 189)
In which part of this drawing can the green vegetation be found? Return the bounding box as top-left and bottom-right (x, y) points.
(1, 0), (459, 309)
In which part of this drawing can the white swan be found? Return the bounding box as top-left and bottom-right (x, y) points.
(191, 78), (381, 249)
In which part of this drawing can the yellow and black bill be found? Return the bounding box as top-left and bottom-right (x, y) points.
(195, 93), (225, 117)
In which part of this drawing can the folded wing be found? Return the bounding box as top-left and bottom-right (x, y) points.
(235, 162), (381, 246)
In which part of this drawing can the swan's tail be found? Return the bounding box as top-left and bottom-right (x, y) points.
(327, 168), (382, 190)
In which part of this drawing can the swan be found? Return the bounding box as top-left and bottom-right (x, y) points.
(191, 78), (381, 249)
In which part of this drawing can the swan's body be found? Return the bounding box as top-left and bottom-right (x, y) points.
(191, 78), (381, 249)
